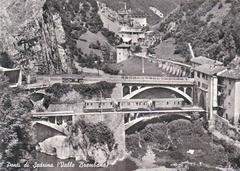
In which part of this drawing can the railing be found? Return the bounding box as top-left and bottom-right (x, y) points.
(118, 76), (191, 81)
(151, 58), (192, 68)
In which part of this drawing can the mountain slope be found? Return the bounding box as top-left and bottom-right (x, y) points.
(0, 0), (103, 74)
(159, 0), (240, 65)
(98, 0), (181, 25)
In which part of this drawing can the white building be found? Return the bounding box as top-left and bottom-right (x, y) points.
(193, 63), (226, 124)
(193, 56), (240, 126)
(191, 56), (223, 68)
(116, 43), (131, 63)
(130, 15), (147, 28)
(118, 26), (145, 44)
(0, 66), (22, 87)
(216, 57), (240, 125)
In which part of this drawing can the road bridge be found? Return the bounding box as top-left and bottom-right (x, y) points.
(25, 75), (195, 101)
(32, 107), (204, 117)
(32, 106), (204, 128)
(29, 75), (194, 86)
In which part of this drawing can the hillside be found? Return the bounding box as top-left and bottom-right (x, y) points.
(159, 0), (240, 65)
(98, 0), (182, 25)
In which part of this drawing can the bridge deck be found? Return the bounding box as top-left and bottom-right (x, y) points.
(32, 107), (205, 117)
(25, 75), (195, 90)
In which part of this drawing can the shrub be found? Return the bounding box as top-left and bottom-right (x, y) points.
(218, 2), (223, 9)
(101, 65), (119, 75)
(206, 14), (214, 22)
(0, 52), (14, 68)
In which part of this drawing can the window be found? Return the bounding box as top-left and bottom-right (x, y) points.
(198, 81), (201, 87)
(197, 72), (201, 78)
(229, 80), (232, 85)
(229, 89), (231, 95)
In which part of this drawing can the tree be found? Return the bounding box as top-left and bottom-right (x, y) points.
(0, 74), (34, 170)
(0, 52), (14, 68)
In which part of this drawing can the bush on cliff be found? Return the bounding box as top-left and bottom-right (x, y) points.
(67, 119), (115, 161)
(45, 81), (116, 104)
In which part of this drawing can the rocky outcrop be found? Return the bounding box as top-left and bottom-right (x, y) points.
(38, 135), (119, 165)
(0, 0), (104, 75)
(0, 0), (72, 74)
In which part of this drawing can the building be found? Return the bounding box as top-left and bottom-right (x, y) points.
(118, 26), (145, 44)
(216, 57), (240, 125)
(116, 43), (131, 63)
(0, 66), (22, 87)
(193, 56), (240, 126)
(193, 63), (226, 125)
(130, 15), (147, 28)
(190, 56), (223, 68)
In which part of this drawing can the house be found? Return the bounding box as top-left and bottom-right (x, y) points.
(118, 26), (145, 44)
(216, 57), (240, 125)
(190, 56), (223, 68)
(130, 14), (147, 28)
(0, 66), (22, 87)
(116, 43), (131, 63)
(193, 63), (226, 123)
(193, 56), (240, 126)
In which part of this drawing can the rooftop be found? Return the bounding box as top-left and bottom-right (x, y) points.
(194, 64), (226, 76)
(0, 66), (20, 72)
(116, 43), (131, 48)
(119, 27), (143, 33)
(217, 56), (240, 80)
(191, 56), (223, 66)
(218, 68), (240, 80)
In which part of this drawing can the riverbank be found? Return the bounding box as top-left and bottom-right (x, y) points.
(126, 118), (240, 171)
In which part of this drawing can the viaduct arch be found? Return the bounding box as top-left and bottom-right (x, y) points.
(123, 86), (193, 104)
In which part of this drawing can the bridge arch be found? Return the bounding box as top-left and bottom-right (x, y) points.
(123, 86), (193, 104)
(32, 121), (69, 142)
(125, 114), (191, 132)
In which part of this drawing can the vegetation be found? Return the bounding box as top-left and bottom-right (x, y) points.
(43, 0), (103, 69)
(101, 28), (122, 46)
(159, 0), (240, 65)
(98, 0), (180, 25)
(66, 119), (115, 162)
(126, 119), (239, 168)
(45, 81), (116, 103)
(0, 52), (14, 68)
(0, 75), (35, 170)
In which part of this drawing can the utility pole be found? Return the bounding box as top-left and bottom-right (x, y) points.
(100, 90), (103, 113)
(142, 57), (145, 74)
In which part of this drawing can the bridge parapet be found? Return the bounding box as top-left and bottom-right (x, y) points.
(105, 76), (195, 85)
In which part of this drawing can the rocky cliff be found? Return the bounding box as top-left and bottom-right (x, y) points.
(0, 0), (103, 75)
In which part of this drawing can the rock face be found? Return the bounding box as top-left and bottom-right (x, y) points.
(39, 135), (118, 165)
(1, 0), (104, 75)
(0, 0), (71, 74)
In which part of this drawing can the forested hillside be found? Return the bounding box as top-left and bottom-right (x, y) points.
(159, 0), (240, 65)
(98, 0), (181, 25)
